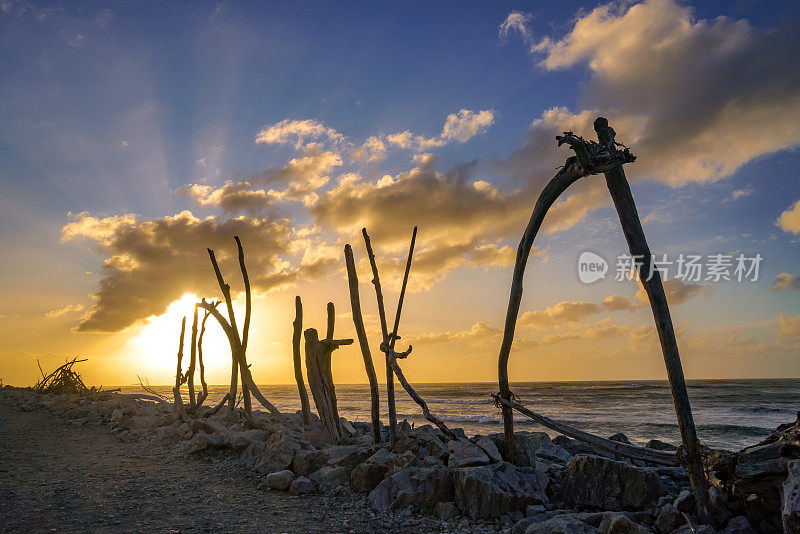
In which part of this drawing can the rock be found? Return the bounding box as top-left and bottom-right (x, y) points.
(475, 436), (503, 463)
(191, 418), (227, 435)
(707, 485), (736, 526)
(386, 450), (418, 476)
(673, 490), (695, 513)
(453, 462), (549, 520)
(599, 513), (649, 534)
(266, 470), (294, 491)
(291, 449), (327, 477)
(645, 439), (677, 451)
(490, 432), (551, 468)
(369, 466), (453, 511)
(197, 431), (224, 448)
(350, 449), (399, 493)
(525, 515), (596, 533)
(608, 433), (631, 444)
(535, 442), (572, 464)
(654, 503), (684, 534)
(393, 428), (448, 460)
(448, 439), (490, 469)
(435, 501), (460, 520)
(111, 409), (124, 422)
(719, 516), (755, 534)
(223, 429), (270, 451)
(323, 444), (375, 472)
(241, 429), (309, 474)
(783, 459), (800, 533)
(289, 476), (315, 495)
(155, 425), (183, 445)
(310, 465), (349, 488)
(560, 455), (667, 511)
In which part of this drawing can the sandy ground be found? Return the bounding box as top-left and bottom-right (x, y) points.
(0, 403), (453, 533)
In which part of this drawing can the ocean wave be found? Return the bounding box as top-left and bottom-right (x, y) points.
(552, 385), (645, 391)
(432, 399), (493, 405)
(441, 414), (501, 424)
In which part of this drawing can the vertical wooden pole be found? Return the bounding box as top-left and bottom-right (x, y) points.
(173, 316), (186, 415)
(234, 236), (252, 415)
(293, 296), (311, 425)
(344, 244), (382, 443)
(187, 305), (198, 410)
(362, 228), (398, 445)
(208, 248), (239, 411)
(594, 117), (712, 525)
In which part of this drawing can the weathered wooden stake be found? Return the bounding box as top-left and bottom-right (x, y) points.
(344, 244), (382, 443)
(173, 316), (187, 417)
(293, 296), (311, 425)
(362, 228), (398, 445)
(187, 306), (198, 410)
(234, 236), (252, 415)
(195, 301), (218, 408)
(594, 117), (712, 524)
(304, 302), (353, 443)
(208, 247), (240, 412)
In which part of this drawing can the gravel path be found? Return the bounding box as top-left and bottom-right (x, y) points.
(0, 403), (450, 533)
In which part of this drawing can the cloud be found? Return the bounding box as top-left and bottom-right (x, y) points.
(775, 313), (800, 339)
(498, 11), (533, 48)
(771, 273), (800, 293)
(255, 119), (344, 150)
(503, 0), (800, 186)
(519, 301), (602, 328)
(352, 109), (494, 162)
(61, 210), (335, 332)
(636, 278), (706, 306)
(777, 199), (800, 234)
(179, 150), (343, 213)
(541, 318), (631, 345)
(724, 188), (753, 202)
(408, 322), (501, 345)
(602, 294), (640, 311)
(45, 304), (85, 319)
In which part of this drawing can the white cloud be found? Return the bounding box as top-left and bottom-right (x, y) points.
(46, 304), (85, 319)
(255, 118), (344, 150)
(777, 199), (800, 234)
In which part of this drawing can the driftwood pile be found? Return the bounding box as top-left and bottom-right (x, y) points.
(35, 357), (90, 395)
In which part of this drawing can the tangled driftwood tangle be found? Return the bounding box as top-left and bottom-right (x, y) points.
(35, 357), (89, 395)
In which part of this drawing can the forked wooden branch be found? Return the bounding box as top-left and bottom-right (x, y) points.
(203, 392), (231, 418)
(344, 244), (382, 444)
(497, 135), (636, 463)
(385, 345), (458, 441)
(234, 236), (252, 414)
(492, 394), (677, 466)
(292, 296), (311, 426)
(195, 301), (219, 408)
(187, 306), (198, 410)
(304, 302), (353, 443)
(208, 247), (240, 411)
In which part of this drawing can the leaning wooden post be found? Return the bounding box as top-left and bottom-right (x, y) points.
(388, 227), (417, 362)
(234, 236), (252, 414)
(173, 316), (187, 416)
(593, 117), (712, 524)
(196, 302), (218, 408)
(208, 247), (239, 411)
(344, 244), (382, 443)
(362, 228), (398, 445)
(293, 296), (311, 425)
(187, 305), (198, 410)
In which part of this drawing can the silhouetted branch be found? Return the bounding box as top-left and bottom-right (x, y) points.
(292, 296), (311, 425)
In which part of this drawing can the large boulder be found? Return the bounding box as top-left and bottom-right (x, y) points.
(351, 448), (399, 493)
(322, 444), (376, 472)
(369, 466), (453, 512)
(266, 470), (294, 491)
(392, 427), (448, 460)
(560, 455), (667, 511)
(240, 429), (309, 474)
(474, 436), (503, 463)
(599, 513), (651, 534)
(489, 432), (551, 468)
(448, 439), (490, 469)
(453, 462), (549, 520)
(223, 429), (271, 451)
(291, 449), (327, 476)
(525, 515), (597, 534)
(309, 465), (350, 488)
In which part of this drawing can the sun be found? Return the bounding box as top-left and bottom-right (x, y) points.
(127, 293), (232, 382)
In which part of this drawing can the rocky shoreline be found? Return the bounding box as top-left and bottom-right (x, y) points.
(0, 386), (788, 533)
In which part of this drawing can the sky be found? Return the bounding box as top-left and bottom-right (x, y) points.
(1, 0), (799, 387)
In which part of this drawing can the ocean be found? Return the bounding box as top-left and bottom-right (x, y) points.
(123, 379), (798, 451)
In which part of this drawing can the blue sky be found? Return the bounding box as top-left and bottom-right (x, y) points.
(1, 0), (799, 385)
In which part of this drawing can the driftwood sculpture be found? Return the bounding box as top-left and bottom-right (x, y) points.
(292, 296), (312, 426)
(362, 228), (398, 445)
(35, 357), (89, 395)
(198, 236), (290, 427)
(304, 302), (353, 443)
(362, 226), (458, 441)
(496, 117), (712, 524)
(344, 244), (382, 443)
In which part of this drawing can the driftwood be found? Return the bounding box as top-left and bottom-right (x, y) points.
(344, 244), (382, 443)
(207, 247), (240, 411)
(362, 228), (398, 445)
(173, 316), (187, 417)
(304, 302), (353, 443)
(492, 394), (678, 466)
(234, 236), (252, 414)
(203, 392), (231, 418)
(198, 299), (291, 426)
(497, 132), (636, 464)
(593, 117), (711, 524)
(187, 306), (198, 409)
(115, 392), (167, 404)
(195, 301), (219, 407)
(35, 357), (89, 395)
(292, 296), (311, 426)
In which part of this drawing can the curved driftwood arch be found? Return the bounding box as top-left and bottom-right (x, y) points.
(496, 117), (712, 525)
